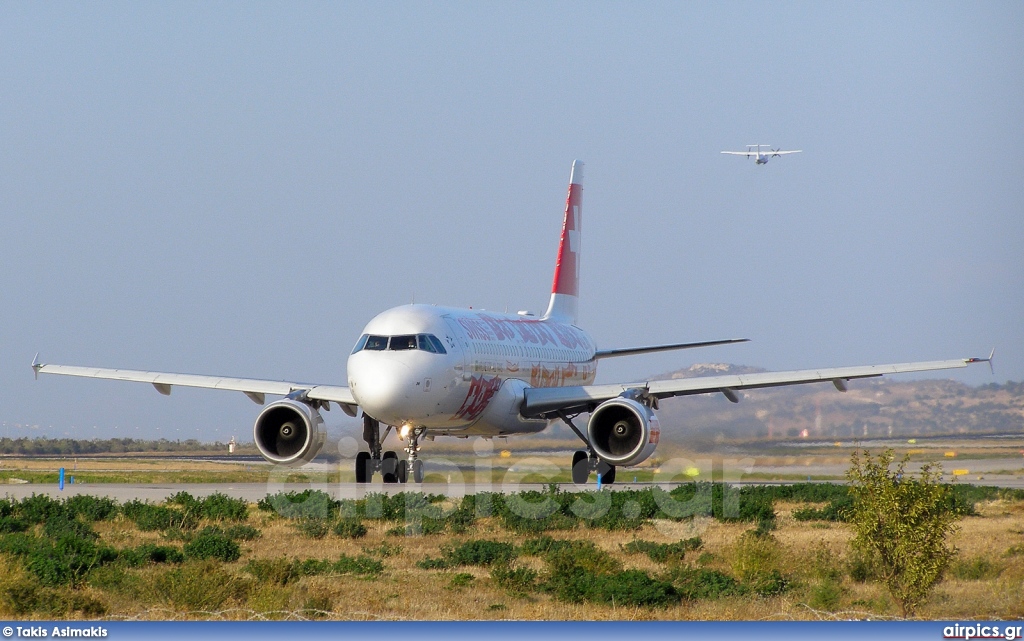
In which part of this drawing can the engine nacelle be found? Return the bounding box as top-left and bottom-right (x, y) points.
(253, 399), (326, 467)
(587, 397), (660, 467)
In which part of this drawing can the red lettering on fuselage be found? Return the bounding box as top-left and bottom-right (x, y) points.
(452, 375), (502, 422)
(458, 314), (589, 350)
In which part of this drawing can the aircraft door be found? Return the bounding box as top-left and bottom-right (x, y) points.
(443, 316), (472, 381)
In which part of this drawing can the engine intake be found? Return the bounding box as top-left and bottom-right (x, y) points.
(587, 397), (660, 467)
(253, 399), (326, 466)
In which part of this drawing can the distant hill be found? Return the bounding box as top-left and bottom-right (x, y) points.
(648, 364), (1024, 445)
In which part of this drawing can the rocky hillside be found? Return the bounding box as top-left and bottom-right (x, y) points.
(650, 363), (1024, 442)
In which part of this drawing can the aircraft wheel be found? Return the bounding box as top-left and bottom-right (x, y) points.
(397, 459), (408, 484)
(597, 460), (616, 485)
(412, 459), (424, 483)
(382, 451), (399, 483)
(571, 450), (590, 485)
(355, 452), (371, 484)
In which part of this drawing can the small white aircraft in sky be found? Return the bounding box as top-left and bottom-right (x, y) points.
(722, 144), (802, 165)
(33, 161), (989, 485)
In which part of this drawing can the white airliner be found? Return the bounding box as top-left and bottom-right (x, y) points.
(33, 161), (990, 485)
(722, 144), (802, 165)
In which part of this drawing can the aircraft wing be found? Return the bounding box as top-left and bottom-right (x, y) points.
(721, 151), (755, 156)
(31, 360), (358, 412)
(770, 150), (802, 155)
(521, 356), (989, 418)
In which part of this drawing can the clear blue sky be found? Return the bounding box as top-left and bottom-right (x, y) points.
(2, 3), (1021, 442)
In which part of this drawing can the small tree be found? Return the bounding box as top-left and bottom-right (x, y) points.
(847, 449), (959, 617)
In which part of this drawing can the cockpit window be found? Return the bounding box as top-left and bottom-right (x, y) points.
(352, 333), (447, 354)
(427, 335), (447, 354)
(417, 334), (437, 353)
(389, 335), (417, 350)
(364, 335), (388, 351)
(351, 334), (369, 354)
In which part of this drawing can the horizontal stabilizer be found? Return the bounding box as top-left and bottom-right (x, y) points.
(595, 338), (748, 359)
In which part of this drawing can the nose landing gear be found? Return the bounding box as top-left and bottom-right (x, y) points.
(401, 428), (426, 483)
(356, 414), (425, 484)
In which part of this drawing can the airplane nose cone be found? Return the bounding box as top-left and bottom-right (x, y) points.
(349, 356), (420, 423)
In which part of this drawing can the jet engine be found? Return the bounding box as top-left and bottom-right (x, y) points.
(586, 397), (660, 467)
(253, 399), (326, 466)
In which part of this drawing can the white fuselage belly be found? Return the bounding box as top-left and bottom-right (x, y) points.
(347, 304), (597, 436)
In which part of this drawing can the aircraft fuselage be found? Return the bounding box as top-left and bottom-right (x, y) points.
(347, 304), (597, 436)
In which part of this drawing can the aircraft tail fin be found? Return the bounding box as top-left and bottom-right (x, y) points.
(542, 160), (583, 324)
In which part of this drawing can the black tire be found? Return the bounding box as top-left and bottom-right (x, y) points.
(382, 451), (398, 483)
(571, 450), (590, 485)
(597, 460), (616, 485)
(412, 459), (424, 483)
(355, 451), (371, 484)
(397, 459), (408, 484)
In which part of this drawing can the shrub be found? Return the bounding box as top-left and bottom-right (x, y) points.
(244, 555), (383, 584)
(793, 495), (855, 522)
(120, 544), (185, 567)
(949, 557), (1003, 581)
(43, 514), (97, 541)
(258, 490), (338, 520)
(26, 535), (117, 587)
(444, 540), (517, 567)
(328, 554), (383, 577)
(17, 495), (64, 524)
(808, 580), (844, 611)
(3, 579), (63, 616)
(223, 524), (261, 541)
(847, 449), (961, 617)
(87, 564), (138, 594)
(0, 517), (28, 534)
(809, 544), (844, 583)
(294, 518), (330, 540)
(0, 578), (105, 617)
(333, 519), (368, 539)
(65, 495), (119, 522)
(152, 560), (248, 611)
(415, 556), (451, 570)
(417, 540), (517, 570)
(301, 594), (333, 618)
(243, 558), (299, 585)
(183, 531), (241, 562)
(490, 564), (537, 595)
(666, 567), (745, 600)
(623, 537), (703, 564)
(493, 491), (576, 533)
(361, 541), (402, 558)
(122, 501), (197, 532)
(730, 530), (789, 596)
(198, 493), (249, 521)
(543, 540), (620, 577)
(520, 535), (581, 557)
(168, 491), (200, 512)
(546, 566), (679, 607)
(447, 572), (475, 589)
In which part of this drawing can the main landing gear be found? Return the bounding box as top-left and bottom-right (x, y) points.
(561, 412), (615, 486)
(356, 414), (425, 484)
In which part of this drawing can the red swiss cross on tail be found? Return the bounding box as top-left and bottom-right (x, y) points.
(543, 160), (583, 324)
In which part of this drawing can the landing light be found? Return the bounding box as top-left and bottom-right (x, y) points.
(400, 424), (412, 439)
